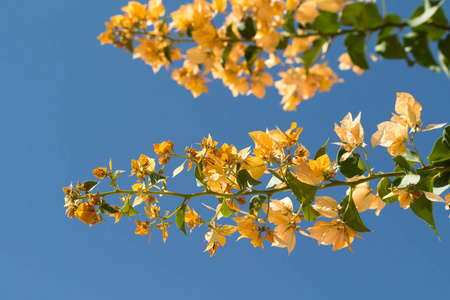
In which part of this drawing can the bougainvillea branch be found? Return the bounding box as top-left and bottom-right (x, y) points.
(64, 92), (450, 255)
(98, 0), (450, 110)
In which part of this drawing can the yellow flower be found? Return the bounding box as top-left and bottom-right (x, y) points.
(295, 1), (319, 25)
(334, 112), (365, 151)
(394, 92), (422, 129)
(292, 154), (334, 184)
(75, 203), (98, 225)
(255, 27), (282, 53)
(204, 224), (237, 256)
(307, 219), (363, 253)
(92, 167), (108, 179)
(371, 121), (409, 156)
(316, 0), (346, 13)
(185, 206), (203, 232)
(147, 0), (165, 22)
(350, 180), (386, 215)
(154, 141), (174, 156)
(233, 215), (263, 249)
(155, 222), (172, 243)
(131, 154), (155, 179)
(192, 23), (217, 47)
(312, 196), (340, 218)
(213, 0), (227, 12)
(122, 1), (148, 21)
(135, 220), (150, 235)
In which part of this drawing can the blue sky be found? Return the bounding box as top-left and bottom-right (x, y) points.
(1, 1), (449, 299)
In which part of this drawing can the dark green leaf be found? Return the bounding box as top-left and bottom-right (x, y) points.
(410, 194), (439, 237)
(345, 33), (370, 69)
(285, 169), (317, 205)
(442, 126), (450, 150)
(408, 0), (446, 28)
(341, 195), (371, 232)
(221, 44), (233, 67)
(244, 45), (263, 72)
(83, 181), (99, 193)
(428, 137), (450, 163)
(403, 31), (440, 71)
(237, 169), (263, 190)
(163, 45), (172, 63)
(195, 163), (207, 188)
(402, 149), (421, 164)
(302, 37), (327, 70)
(249, 195), (267, 214)
(226, 24), (239, 42)
(126, 39), (133, 52)
(110, 170), (125, 187)
(176, 204), (188, 236)
(341, 3), (382, 30)
(314, 138), (329, 160)
(219, 199), (235, 218)
(375, 35), (409, 60)
(148, 172), (167, 187)
(438, 34), (450, 77)
(122, 198), (140, 217)
(99, 203), (119, 215)
(186, 24), (193, 37)
(314, 10), (339, 34)
(284, 10), (297, 35)
(302, 204), (321, 221)
(276, 34), (290, 50)
(336, 147), (367, 178)
(237, 17), (256, 40)
(393, 155), (418, 174)
(377, 14), (403, 40)
(433, 172), (450, 195)
(416, 175), (434, 193)
(393, 174), (421, 189)
(377, 177), (398, 203)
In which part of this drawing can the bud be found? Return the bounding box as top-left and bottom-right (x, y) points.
(93, 167), (108, 179)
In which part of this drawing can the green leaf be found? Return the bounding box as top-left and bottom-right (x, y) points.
(221, 44), (233, 67)
(341, 3), (382, 30)
(409, 4), (448, 40)
(126, 38), (133, 52)
(237, 169), (263, 190)
(375, 35), (409, 60)
(314, 10), (339, 34)
(442, 126), (450, 150)
(410, 194), (439, 237)
(122, 198), (140, 217)
(163, 45), (172, 63)
(195, 163), (207, 188)
(314, 138), (329, 160)
(377, 177), (398, 203)
(237, 17), (256, 40)
(341, 196), (371, 232)
(392, 155), (418, 174)
(226, 24), (239, 42)
(302, 37), (327, 70)
(285, 169), (317, 205)
(403, 31), (440, 71)
(428, 137), (450, 163)
(284, 10), (297, 35)
(438, 34), (450, 77)
(416, 175), (434, 192)
(99, 203), (119, 215)
(176, 204), (188, 236)
(408, 0), (446, 28)
(148, 172), (167, 187)
(276, 34), (290, 50)
(302, 204), (321, 221)
(186, 24), (193, 37)
(433, 172), (450, 195)
(401, 149), (421, 164)
(219, 199), (235, 218)
(377, 14), (403, 40)
(345, 33), (370, 69)
(249, 195), (267, 214)
(110, 170), (125, 187)
(83, 181), (99, 193)
(336, 147), (367, 178)
(244, 45), (263, 72)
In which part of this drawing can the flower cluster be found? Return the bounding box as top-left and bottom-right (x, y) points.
(63, 93), (450, 256)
